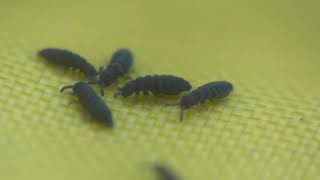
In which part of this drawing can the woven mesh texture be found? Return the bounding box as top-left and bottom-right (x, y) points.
(1, 0), (320, 180)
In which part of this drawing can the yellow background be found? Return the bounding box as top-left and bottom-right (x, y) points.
(1, 0), (319, 179)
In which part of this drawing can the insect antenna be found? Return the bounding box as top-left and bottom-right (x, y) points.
(60, 85), (74, 93)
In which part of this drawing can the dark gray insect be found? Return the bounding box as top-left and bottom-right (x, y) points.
(90, 48), (134, 96)
(38, 48), (97, 81)
(113, 75), (192, 99)
(169, 81), (233, 122)
(60, 81), (113, 127)
(153, 163), (182, 180)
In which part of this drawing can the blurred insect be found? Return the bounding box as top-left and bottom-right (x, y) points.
(60, 81), (113, 127)
(113, 75), (192, 104)
(167, 81), (233, 122)
(153, 163), (182, 180)
(90, 48), (134, 96)
(38, 48), (97, 81)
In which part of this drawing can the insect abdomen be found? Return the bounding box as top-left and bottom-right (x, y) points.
(39, 48), (79, 64)
(182, 81), (233, 107)
(72, 82), (113, 127)
(155, 75), (188, 95)
(206, 81), (233, 99)
(38, 48), (97, 81)
(110, 48), (133, 72)
(177, 81), (233, 121)
(85, 97), (113, 127)
(116, 75), (191, 97)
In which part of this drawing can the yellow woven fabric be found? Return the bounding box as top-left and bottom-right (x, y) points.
(1, 0), (319, 179)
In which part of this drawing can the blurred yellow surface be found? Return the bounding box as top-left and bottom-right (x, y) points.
(0, 0), (319, 179)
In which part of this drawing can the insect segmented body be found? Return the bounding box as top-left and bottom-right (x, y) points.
(172, 81), (233, 121)
(114, 75), (192, 98)
(38, 48), (97, 81)
(153, 164), (182, 180)
(60, 81), (113, 127)
(94, 48), (134, 96)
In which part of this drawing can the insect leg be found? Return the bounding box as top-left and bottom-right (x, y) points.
(144, 92), (153, 106)
(113, 87), (122, 98)
(211, 97), (227, 102)
(98, 66), (104, 73)
(196, 104), (202, 113)
(202, 103), (209, 111)
(132, 92), (140, 104)
(155, 94), (166, 98)
(100, 83), (105, 96)
(180, 108), (185, 122)
(165, 103), (180, 106)
(200, 100), (209, 111)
